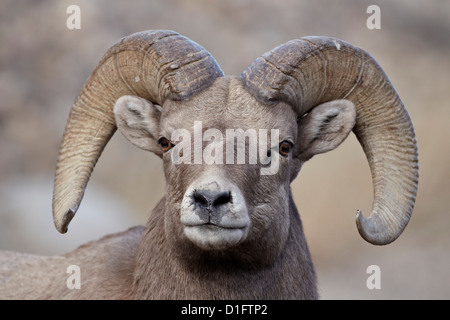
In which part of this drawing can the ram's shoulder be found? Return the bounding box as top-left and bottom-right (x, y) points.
(0, 226), (145, 299)
(65, 225), (145, 260)
(0, 250), (65, 299)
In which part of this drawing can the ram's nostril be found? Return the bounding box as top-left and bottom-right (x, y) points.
(193, 191), (209, 208)
(213, 192), (231, 207)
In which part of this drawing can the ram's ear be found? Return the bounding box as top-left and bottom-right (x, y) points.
(114, 95), (163, 157)
(296, 99), (356, 161)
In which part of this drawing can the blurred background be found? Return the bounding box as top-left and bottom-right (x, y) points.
(0, 0), (448, 299)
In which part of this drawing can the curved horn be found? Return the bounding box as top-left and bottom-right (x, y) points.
(241, 36), (418, 245)
(53, 30), (223, 233)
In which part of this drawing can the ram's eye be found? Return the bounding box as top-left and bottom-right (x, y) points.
(158, 137), (174, 152)
(279, 141), (293, 157)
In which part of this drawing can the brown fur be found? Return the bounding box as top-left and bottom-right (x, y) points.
(0, 197), (316, 299)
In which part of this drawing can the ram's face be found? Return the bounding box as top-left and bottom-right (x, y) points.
(158, 77), (300, 251)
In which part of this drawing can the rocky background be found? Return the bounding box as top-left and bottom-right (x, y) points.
(0, 0), (449, 299)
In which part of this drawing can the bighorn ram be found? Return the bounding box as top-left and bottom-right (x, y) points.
(0, 30), (418, 299)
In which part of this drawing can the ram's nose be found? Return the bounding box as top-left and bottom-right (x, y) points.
(180, 177), (250, 250)
(193, 190), (232, 211)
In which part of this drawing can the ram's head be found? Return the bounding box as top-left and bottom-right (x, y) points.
(53, 30), (418, 256)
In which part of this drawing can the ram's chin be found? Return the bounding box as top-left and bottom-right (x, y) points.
(184, 225), (248, 250)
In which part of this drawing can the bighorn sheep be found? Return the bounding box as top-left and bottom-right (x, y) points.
(0, 30), (418, 299)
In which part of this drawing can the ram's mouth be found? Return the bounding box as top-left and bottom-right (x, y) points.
(183, 222), (249, 250)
